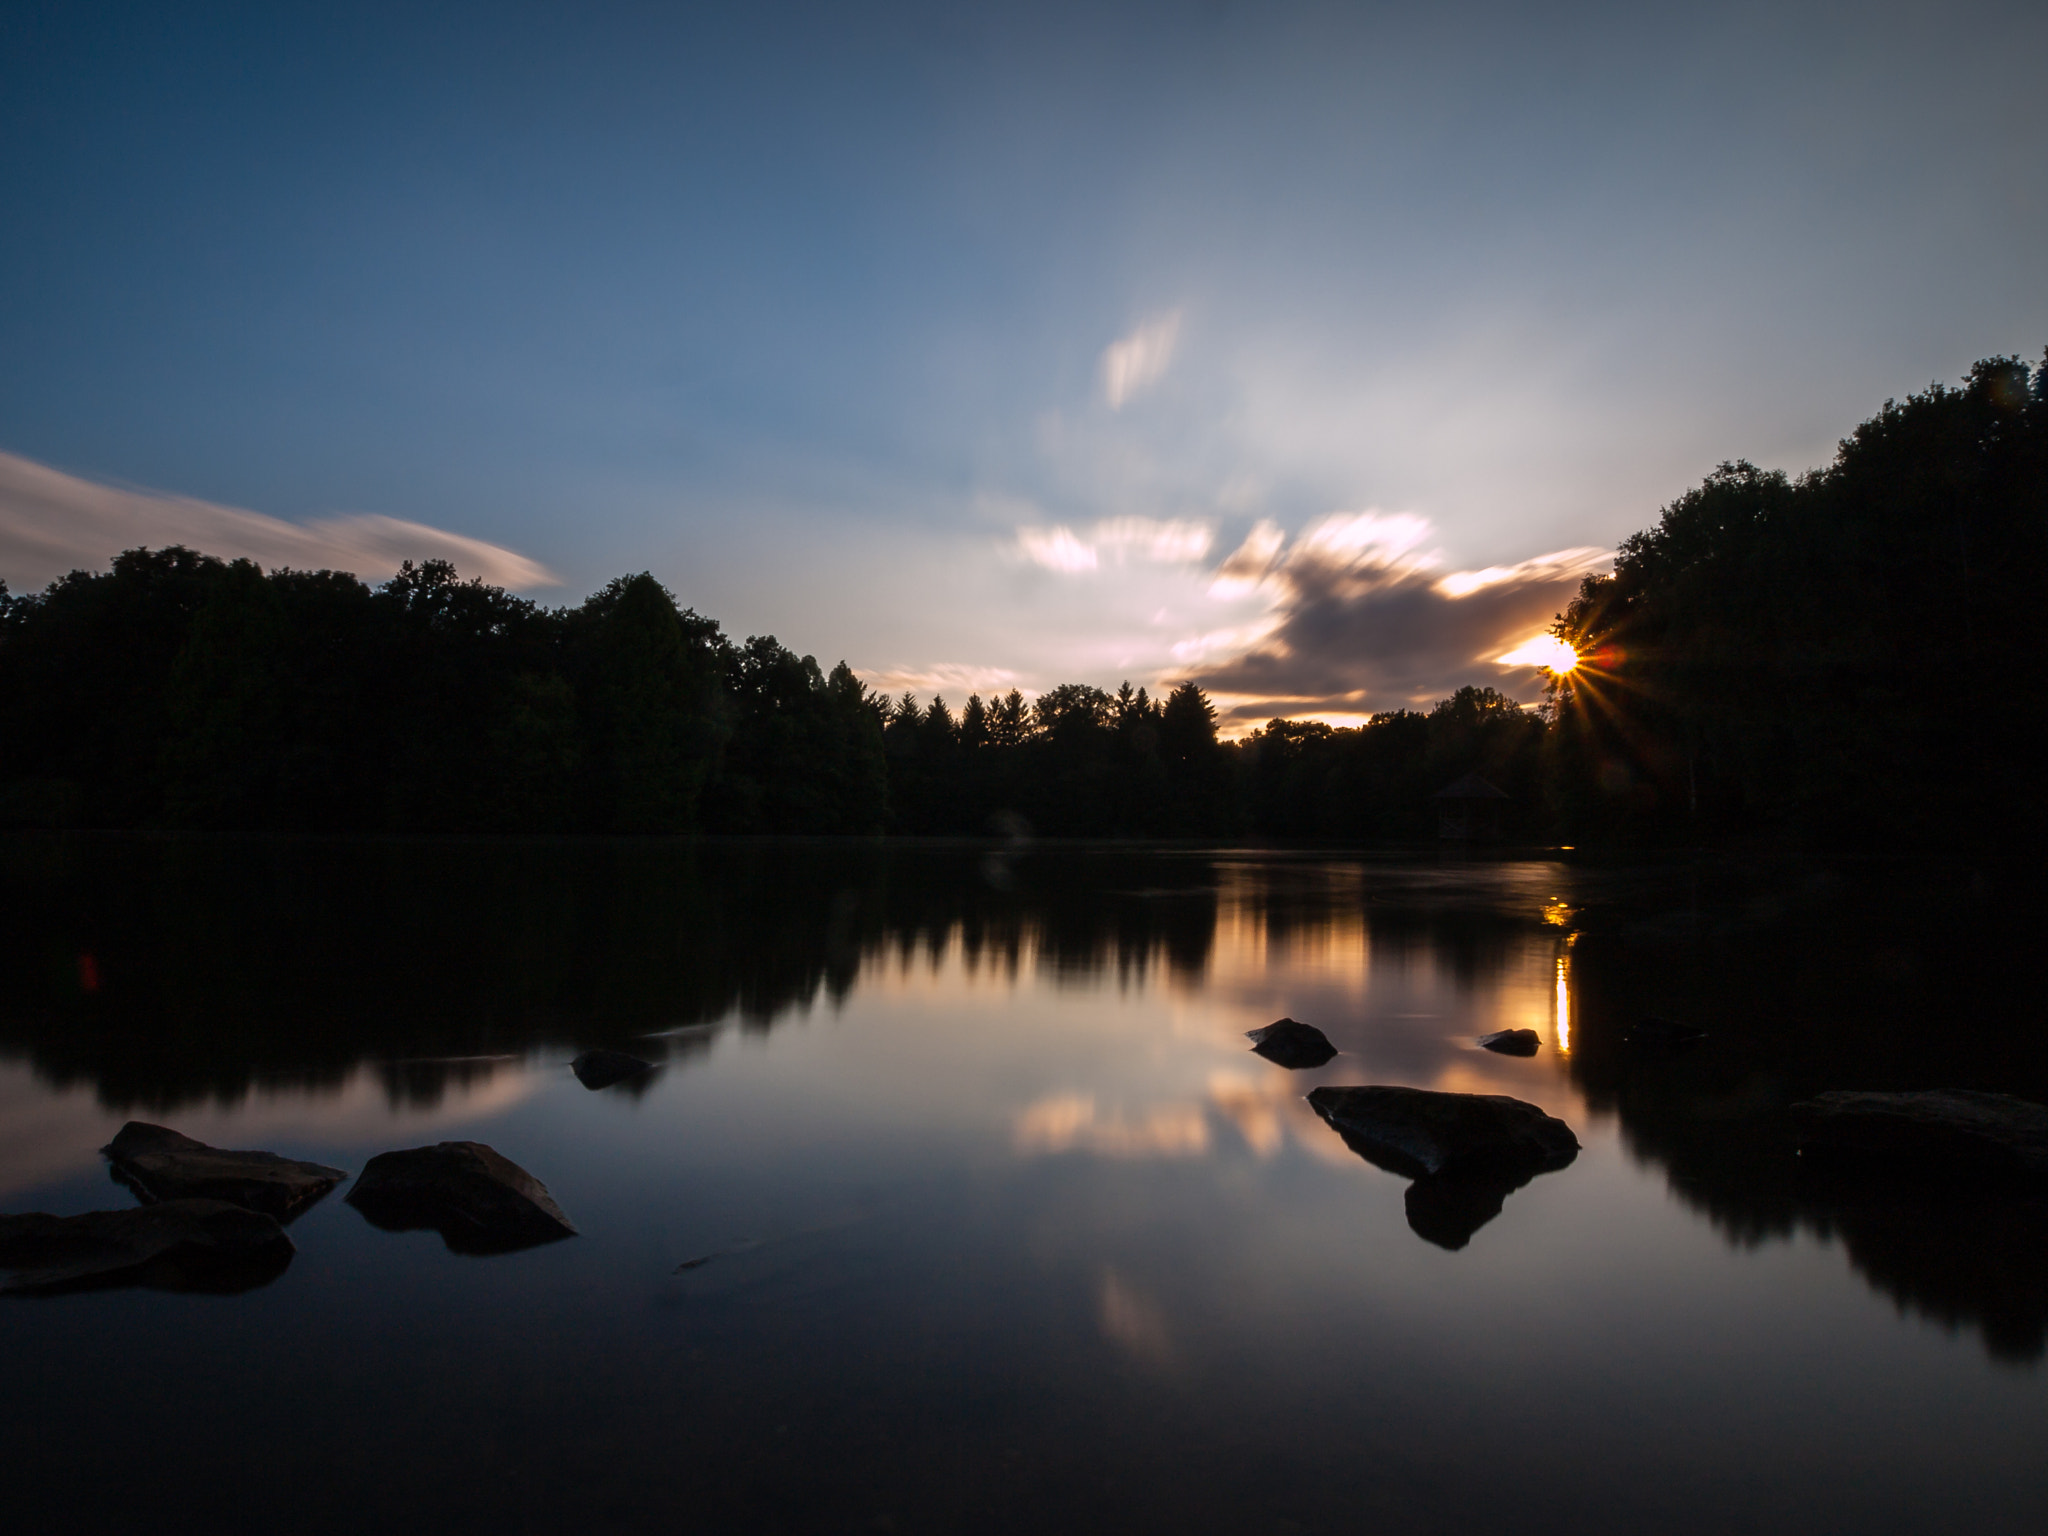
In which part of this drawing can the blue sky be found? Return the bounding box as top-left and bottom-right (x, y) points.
(3, 0), (2043, 726)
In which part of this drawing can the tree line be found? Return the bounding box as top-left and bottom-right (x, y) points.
(2, 349), (2040, 846)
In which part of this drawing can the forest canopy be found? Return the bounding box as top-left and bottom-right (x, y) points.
(3, 350), (2042, 847)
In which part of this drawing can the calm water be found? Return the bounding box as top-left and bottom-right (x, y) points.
(2, 837), (2043, 1535)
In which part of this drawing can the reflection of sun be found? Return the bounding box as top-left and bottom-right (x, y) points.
(1496, 634), (1579, 672)
(1554, 956), (1571, 1054)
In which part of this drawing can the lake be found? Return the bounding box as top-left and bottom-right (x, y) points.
(2, 836), (2043, 1534)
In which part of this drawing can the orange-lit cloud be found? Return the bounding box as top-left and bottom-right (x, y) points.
(1187, 514), (1609, 728)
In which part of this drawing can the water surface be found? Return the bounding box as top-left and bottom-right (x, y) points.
(2, 838), (2042, 1534)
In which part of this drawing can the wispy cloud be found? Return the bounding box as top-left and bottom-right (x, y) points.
(0, 450), (559, 592)
(1014, 515), (1213, 572)
(857, 661), (1024, 701)
(1205, 518), (1286, 599)
(1100, 312), (1182, 409)
(1435, 547), (1608, 598)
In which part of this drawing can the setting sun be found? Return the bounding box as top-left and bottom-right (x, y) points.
(1495, 634), (1579, 672)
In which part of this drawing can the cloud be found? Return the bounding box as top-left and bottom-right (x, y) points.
(1015, 525), (1100, 572)
(1205, 518), (1286, 598)
(1100, 312), (1182, 409)
(1185, 513), (1609, 727)
(0, 449), (559, 592)
(857, 661), (1024, 701)
(1435, 547), (1609, 598)
(1014, 515), (1213, 572)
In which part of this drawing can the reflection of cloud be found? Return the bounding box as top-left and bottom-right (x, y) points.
(1015, 516), (1213, 574)
(1012, 1092), (1210, 1157)
(1206, 1071), (1286, 1155)
(1188, 512), (1609, 726)
(1098, 1268), (1176, 1365)
(1101, 312), (1182, 409)
(0, 449), (559, 592)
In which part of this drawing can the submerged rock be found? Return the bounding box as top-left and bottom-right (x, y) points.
(1309, 1086), (1579, 1250)
(103, 1122), (347, 1220)
(1790, 1090), (2048, 1182)
(1246, 1018), (1337, 1069)
(0, 1199), (294, 1294)
(1477, 1028), (1540, 1056)
(571, 1049), (655, 1090)
(347, 1141), (577, 1254)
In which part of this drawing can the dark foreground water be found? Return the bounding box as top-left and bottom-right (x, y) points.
(2, 836), (2044, 1535)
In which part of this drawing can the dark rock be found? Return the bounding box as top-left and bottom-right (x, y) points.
(1621, 1015), (1707, 1051)
(1477, 1028), (1540, 1056)
(0, 1199), (294, 1294)
(571, 1049), (656, 1090)
(1790, 1090), (2048, 1183)
(103, 1122), (347, 1220)
(1309, 1086), (1579, 1177)
(347, 1141), (576, 1254)
(1309, 1086), (1579, 1250)
(1246, 1018), (1337, 1069)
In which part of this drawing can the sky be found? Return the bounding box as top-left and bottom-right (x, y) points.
(2, 0), (2043, 729)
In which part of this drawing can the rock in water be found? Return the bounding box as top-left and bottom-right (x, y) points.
(1309, 1086), (1579, 1177)
(0, 1199), (294, 1294)
(103, 1122), (347, 1220)
(1309, 1086), (1579, 1250)
(1790, 1090), (2048, 1182)
(571, 1049), (655, 1090)
(347, 1142), (577, 1253)
(1246, 1018), (1337, 1069)
(1477, 1029), (1540, 1056)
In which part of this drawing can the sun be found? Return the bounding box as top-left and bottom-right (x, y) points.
(1495, 634), (1579, 672)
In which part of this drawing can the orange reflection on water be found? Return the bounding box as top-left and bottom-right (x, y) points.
(1012, 1093), (1212, 1157)
(1555, 955), (1572, 1054)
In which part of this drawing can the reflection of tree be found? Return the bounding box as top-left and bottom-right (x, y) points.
(1563, 872), (2048, 1364)
(0, 839), (1229, 1110)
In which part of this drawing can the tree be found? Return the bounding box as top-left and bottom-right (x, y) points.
(569, 573), (721, 832)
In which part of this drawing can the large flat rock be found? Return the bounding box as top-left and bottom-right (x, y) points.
(1309, 1086), (1580, 1251)
(1791, 1090), (2048, 1182)
(347, 1141), (576, 1254)
(0, 1199), (294, 1294)
(1308, 1086), (1580, 1179)
(104, 1122), (347, 1220)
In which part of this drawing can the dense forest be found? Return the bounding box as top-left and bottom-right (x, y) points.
(2, 351), (2041, 846)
